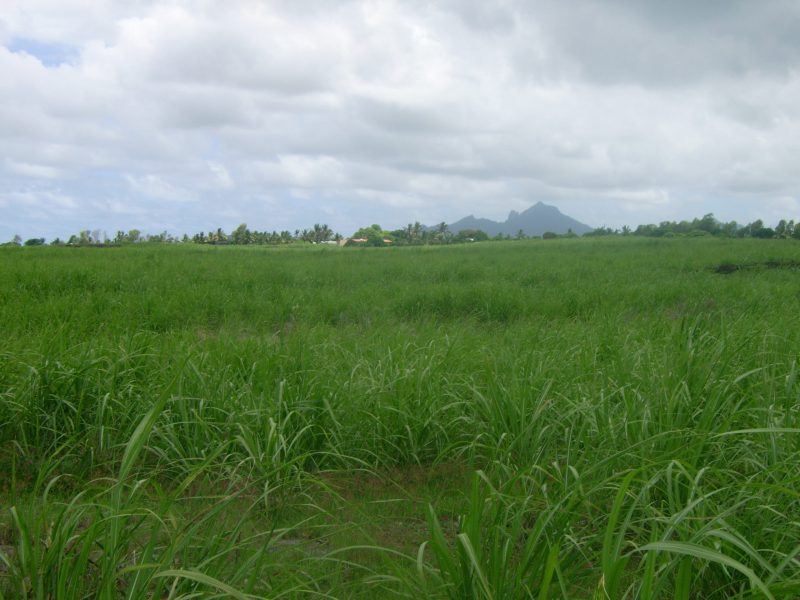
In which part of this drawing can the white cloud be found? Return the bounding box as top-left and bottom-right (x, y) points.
(4, 159), (62, 179)
(3, 189), (78, 218)
(207, 162), (233, 189)
(766, 196), (800, 221)
(125, 174), (195, 202)
(2, 0), (800, 240)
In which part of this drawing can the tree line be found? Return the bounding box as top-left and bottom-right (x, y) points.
(4, 214), (800, 248)
(585, 213), (800, 239)
(3, 224), (341, 247)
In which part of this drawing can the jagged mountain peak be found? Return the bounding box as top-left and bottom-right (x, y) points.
(445, 202), (592, 237)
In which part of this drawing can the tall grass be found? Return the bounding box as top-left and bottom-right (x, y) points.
(1, 237), (800, 597)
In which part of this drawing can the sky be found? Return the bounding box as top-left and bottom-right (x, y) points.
(2, 0), (800, 241)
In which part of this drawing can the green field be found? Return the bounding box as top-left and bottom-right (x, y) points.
(2, 237), (800, 598)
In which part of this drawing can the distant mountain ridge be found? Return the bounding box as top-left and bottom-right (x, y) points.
(446, 202), (592, 237)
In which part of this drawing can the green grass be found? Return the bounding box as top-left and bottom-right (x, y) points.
(1, 237), (800, 597)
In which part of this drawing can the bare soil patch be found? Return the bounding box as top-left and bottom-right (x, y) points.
(713, 259), (800, 274)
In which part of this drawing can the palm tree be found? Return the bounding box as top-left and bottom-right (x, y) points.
(312, 223), (333, 243)
(435, 222), (450, 243)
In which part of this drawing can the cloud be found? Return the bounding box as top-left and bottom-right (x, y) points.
(248, 155), (347, 189)
(1, 189), (79, 230)
(207, 162), (233, 189)
(525, 0), (800, 86)
(1, 0), (800, 241)
(4, 159), (62, 179)
(125, 174), (195, 202)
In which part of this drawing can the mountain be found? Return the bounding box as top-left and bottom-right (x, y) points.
(446, 202), (592, 237)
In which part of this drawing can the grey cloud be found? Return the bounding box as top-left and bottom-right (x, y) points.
(354, 97), (464, 135)
(440, 0), (516, 33)
(1, 1), (160, 45)
(526, 0), (800, 86)
(145, 31), (336, 95)
(126, 5), (351, 96)
(2, 0), (800, 242)
(716, 98), (779, 130)
(155, 87), (257, 130)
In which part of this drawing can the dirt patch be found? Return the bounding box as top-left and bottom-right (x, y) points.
(319, 461), (469, 503)
(268, 535), (330, 556)
(713, 260), (800, 274)
(714, 263), (740, 274)
(315, 462), (469, 552)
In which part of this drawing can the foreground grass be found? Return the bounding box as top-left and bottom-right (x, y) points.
(1, 237), (800, 598)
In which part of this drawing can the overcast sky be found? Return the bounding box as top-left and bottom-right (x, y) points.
(2, 0), (800, 240)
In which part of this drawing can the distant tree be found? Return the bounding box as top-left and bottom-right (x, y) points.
(50, 238), (64, 246)
(213, 228), (228, 244)
(654, 221), (672, 237)
(455, 229), (489, 242)
(753, 227), (775, 239)
(10, 234), (22, 246)
(584, 227), (616, 237)
(389, 228), (406, 243)
(720, 221), (739, 237)
(435, 222), (450, 243)
(745, 219), (775, 238)
(310, 223), (333, 243)
(352, 224), (391, 246)
(412, 222), (423, 242)
(696, 213), (719, 235)
(353, 224), (382, 238)
(231, 223), (250, 245)
(24, 238), (45, 246)
(515, 229), (527, 240)
(147, 231), (171, 243)
(542, 231), (557, 240)
(634, 224), (657, 236)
